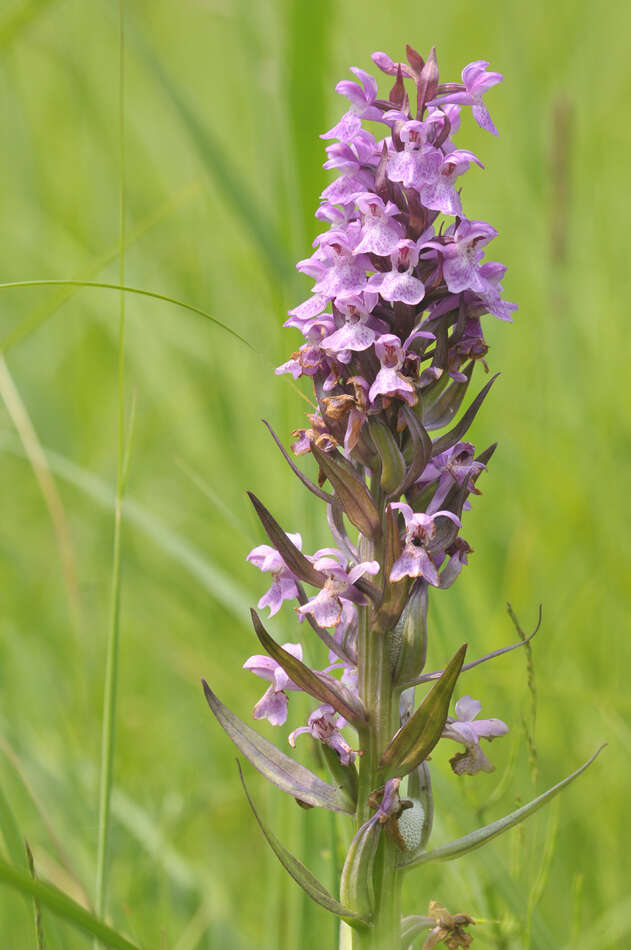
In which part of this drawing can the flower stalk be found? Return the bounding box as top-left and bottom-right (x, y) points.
(202, 42), (602, 949)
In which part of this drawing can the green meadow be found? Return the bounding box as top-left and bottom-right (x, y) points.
(0, 0), (629, 946)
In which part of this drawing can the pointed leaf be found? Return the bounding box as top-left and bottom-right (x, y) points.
(0, 857), (142, 950)
(405, 44), (425, 76)
(310, 442), (381, 539)
(422, 362), (474, 431)
(431, 375), (499, 457)
(263, 420), (337, 505)
(201, 681), (354, 813)
(250, 609), (367, 724)
(476, 442), (497, 466)
(379, 644), (467, 777)
(238, 763), (368, 924)
(417, 47), (439, 117)
(398, 406), (432, 492)
(407, 604), (543, 687)
(371, 505), (409, 634)
(399, 746), (606, 870)
(247, 492), (326, 588)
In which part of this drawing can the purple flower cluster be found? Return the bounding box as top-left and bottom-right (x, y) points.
(242, 47), (511, 774)
(278, 52), (515, 455)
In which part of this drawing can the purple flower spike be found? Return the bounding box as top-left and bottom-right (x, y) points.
(247, 535), (303, 617)
(243, 643), (304, 726)
(442, 695), (508, 774)
(430, 60), (503, 135)
(389, 502), (461, 587)
(289, 704), (356, 764)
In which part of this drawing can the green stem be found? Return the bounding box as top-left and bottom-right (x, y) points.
(353, 534), (403, 949)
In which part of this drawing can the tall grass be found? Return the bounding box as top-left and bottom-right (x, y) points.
(0, 0), (628, 946)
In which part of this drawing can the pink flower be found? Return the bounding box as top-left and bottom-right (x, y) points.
(289, 704), (356, 765)
(246, 534), (303, 617)
(243, 643), (304, 726)
(441, 695), (508, 774)
(322, 67), (383, 142)
(430, 60), (503, 135)
(298, 551), (379, 628)
(389, 502), (461, 587)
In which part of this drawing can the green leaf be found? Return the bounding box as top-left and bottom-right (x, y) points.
(201, 681), (354, 813)
(371, 505), (409, 635)
(422, 362), (474, 431)
(399, 746), (606, 870)
(0, 781), (28, 872)
(398, 406), (432, 493)
(250, 609), (367, 724)
(0, 780), (36, 940)
(379, 644), (467, 777)
(310, 443), (381, 540)
(237, 763), (368, 925)
(0, 856), (143, 949)
(430, 374), (499, 457)
(247, 492), (326, 588)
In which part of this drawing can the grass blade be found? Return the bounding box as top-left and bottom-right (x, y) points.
(0, 856), (143, 950)
(126, 11), (292, 283)
(0, 355), (81, 632)
(95, 3), (126, 923)
(0, 280), (251, 349)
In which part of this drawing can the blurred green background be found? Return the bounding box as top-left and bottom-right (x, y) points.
(0, 0), (628, 946)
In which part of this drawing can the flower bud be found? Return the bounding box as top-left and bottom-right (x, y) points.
(392, 580), (429, 686)
(368, 416), (406, 493)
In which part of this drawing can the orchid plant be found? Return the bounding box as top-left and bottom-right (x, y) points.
(202, 44), (601, 950)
